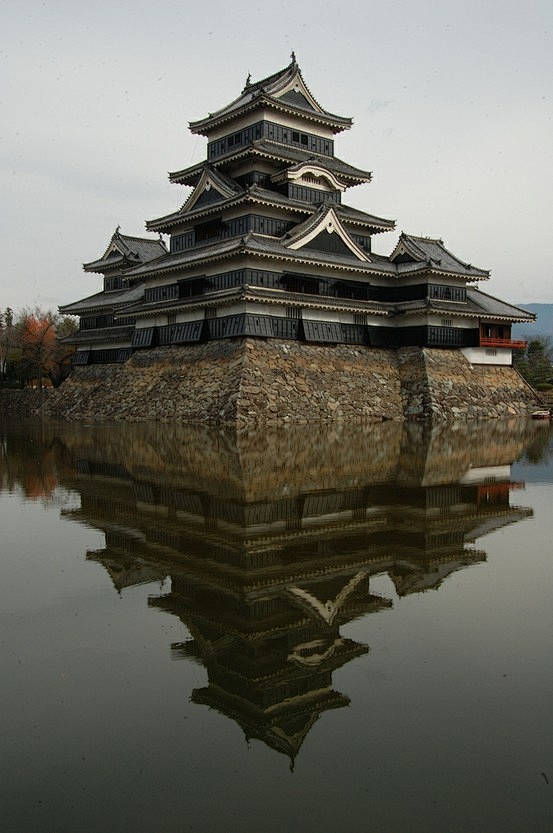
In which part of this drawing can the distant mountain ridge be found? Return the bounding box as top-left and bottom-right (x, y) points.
(512, 304), (553, 340)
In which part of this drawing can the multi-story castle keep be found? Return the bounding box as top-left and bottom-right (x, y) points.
(56, 57), (537, 422)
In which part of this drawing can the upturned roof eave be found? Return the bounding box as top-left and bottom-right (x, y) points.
(124, 235), (397, 280)
(188, 57), (352, 132)
(62, 326), (135, 345)
(168, 144), (372, 187)
(189, 95), (352, 137)
(59, 284), (145, 315)
(396, 301), (534, 323)
(396, 305), (476, 319)
(146, 188), (306, 232)
(59, 294), (117, 315)
(393, 233), (490, 280)
(467, 287), (537, 321)
(146, 189), (395, 235)
(83, 231), (167, 272)
(396, 262), (489, 282)
(83, 256), (132, 273)
(124, 284), (393, 320)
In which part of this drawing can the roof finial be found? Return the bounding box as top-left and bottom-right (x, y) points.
(115, 224), (121, 235)
(290, 50), (297, 64)
(245, 72), (251, 87)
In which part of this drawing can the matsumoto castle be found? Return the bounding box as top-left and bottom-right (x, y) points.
(61, 56), (533, 370)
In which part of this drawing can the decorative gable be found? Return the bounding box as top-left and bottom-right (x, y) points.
(272, 163), (347, 192)
(100, 228), (129, 261)
(272, 70), (325, 115)
(181, 168), (240, 216)
(389, 235), (426, 264)
(285, 206), (370, 261)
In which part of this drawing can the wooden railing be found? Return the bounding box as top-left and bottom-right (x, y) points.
(480, 337), (527, 349)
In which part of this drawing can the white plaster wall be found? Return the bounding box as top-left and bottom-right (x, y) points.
(176, 310), (205, 323)
(461, 347), (512, 365)
(137, 317), (158, 328)
(395, 314), (474, 328)
(459, 466), (511, 484)
(303, 308), (353, 324)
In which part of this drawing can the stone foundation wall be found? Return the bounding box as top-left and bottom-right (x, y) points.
(40, 340), (403, 423)
(398, 347), (538, 419)
(0, 388), (52, 416)
(32, 340), (539, 423)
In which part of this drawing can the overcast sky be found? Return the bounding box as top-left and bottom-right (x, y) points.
(2, 0), (552, 316)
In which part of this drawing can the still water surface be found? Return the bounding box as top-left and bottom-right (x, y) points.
(1, 417), (552, 833)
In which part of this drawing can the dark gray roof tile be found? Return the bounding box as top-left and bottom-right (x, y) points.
(189, 59), (351, 134)
(59, 283), (144, 314)
(393, 233), (489, 279)
(168, 141), (372, 186)
(83, 230), (167, 272)
(466, 288), (536, 320)
(63, 326), (135, 345)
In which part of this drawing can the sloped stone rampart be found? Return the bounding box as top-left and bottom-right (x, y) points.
(25, 340), (541, 423)
(39, 340), (403, 423)
(398, 347), (538, 419)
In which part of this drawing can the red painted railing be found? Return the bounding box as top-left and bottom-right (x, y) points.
(480, 337), (527, 349)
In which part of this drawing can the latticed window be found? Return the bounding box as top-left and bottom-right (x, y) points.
(429, 284), (466, 302)
(144, 284), (179, 304)
(207, 120), (334, 160)
(428, 326), (464, 346)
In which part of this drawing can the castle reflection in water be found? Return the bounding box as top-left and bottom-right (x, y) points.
(1, 418), (537, 764)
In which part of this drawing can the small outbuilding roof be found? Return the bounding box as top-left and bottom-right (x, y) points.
(391, 233), (489, 280)
(83, 228), (167, 273)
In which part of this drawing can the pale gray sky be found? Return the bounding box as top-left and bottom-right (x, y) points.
(2, 0), (552, 315)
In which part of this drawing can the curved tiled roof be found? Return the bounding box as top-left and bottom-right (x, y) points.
(392, 233), (489, 280)
(62, 326), (135, 345)
(59, 282), (144, 315)
(395, 289), (535, 322)
(189, 58), (352, 135)
(125, 232), (397, 280)
(121, 284), (393, 320)
(83, 230), (167, 273)
(146, 184), (394, 236)
(466, 288), (535, 321)
(169, 141), (372, 187)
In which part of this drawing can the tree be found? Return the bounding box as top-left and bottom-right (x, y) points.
(513, 336), (553, 388)
(0, 308), (17, 387)
(6, 308), (77, 388)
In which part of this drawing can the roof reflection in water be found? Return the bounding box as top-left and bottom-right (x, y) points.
(1, 418), (536, 764)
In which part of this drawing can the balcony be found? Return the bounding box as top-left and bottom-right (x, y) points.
(480, 337), (527, 349)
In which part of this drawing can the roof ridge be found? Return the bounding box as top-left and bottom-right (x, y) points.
(118, 233), (164, 244)
(241, 57), (296, 95)
(401, 233), (488, 274)
(402, 232), (443, 244)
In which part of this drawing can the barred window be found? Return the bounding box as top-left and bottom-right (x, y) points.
(429, 284), (467, 302)
(207, 120), (334, 160)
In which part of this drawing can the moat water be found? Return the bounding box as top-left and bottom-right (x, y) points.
(1, 417), (552, 833)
